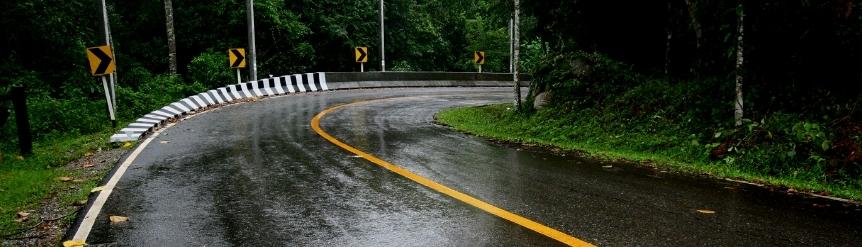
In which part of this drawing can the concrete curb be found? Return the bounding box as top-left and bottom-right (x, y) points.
(110, 72), (528, 142)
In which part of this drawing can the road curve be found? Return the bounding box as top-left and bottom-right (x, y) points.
(80, 87), (862, 246)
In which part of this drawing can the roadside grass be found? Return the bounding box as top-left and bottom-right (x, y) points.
(436, 104), (862, 202)
(0, 131), (115, 236)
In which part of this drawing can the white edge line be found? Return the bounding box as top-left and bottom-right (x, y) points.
(72, 91), (296, 242)
(71, 128), (161, 241)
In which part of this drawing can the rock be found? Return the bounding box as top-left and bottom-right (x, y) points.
(533, 91), (551, 110)
(572, 58), (592, 78)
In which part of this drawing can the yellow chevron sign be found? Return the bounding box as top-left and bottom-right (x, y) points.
(228, 48), (246, 68)
(355, 47), (368, 63)
(473, 51), (485, 65)
(85, 45), (116, 76)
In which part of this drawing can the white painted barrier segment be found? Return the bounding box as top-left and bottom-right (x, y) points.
(200, 93), (215, 105)
(161, 106), (182, 116)
(273, 77), (286, 95)
(128, 123), (152, 128)
(295, 74), (307, 92)
(192, 95), (208, 107)
(136, 118), (161, 124)
(209, 90), (224, 104)
(182, 98), (199, 110)
(229, 85), (242, 99)
(171, 102), (191, 113)
(219, 87), (235, 102)
(146, 113), (168, 120)
(306, 73), (318, 92)
(319, 72), (329, 91)
(120, 128), (149, 133)
(240, 83), (254, 98)
(284, 76), (296, 93)
(110, 133), (137, 142)
(262, 79), (275, 96)
(251, 81), (264, 97)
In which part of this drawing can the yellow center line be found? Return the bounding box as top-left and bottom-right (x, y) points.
(311, 99), (594, 247)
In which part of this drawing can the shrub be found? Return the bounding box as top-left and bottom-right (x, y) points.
(187, 50), (235, 89)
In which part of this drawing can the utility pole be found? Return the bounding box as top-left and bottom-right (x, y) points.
(380, 0), (386, 72)
(100, 0), (117, 121)
(247, 0), (258, 81)
(512, 0), (522, 111)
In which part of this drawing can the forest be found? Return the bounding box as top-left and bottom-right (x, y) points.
(0, 0), (535, 145)
(447, 1), (862, 200)
(1, 0), (862, 241)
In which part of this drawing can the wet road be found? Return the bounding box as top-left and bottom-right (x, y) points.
(86, 87), (862, 246)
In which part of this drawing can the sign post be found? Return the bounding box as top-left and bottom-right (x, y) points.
(355, 47), (368, 72)
(229, 48), (247, 83)
(86, 45), (117, 127)
(474, 51), (485, 73)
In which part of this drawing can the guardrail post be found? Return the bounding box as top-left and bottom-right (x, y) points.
(11, 86), (32, 156)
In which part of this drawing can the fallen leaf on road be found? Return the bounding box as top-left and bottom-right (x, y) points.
(109, 215), (129, 223)
(159, 141), (170, 144)
(15, 211), (30, 222)
(122, 142), (134, 149)
(62, 240), (87, 247)
(696, 209), (716, 214)
(90, 186), (105, 193)
(57, 176), (74, 182)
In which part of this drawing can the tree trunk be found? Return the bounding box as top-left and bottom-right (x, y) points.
(683, 0), (703, 75)
(664, 1), (673, 76)
(683, 0), (702, 50)
(734, 2), (745, 126)
(164, 0), (177, 75)
(513, 0), (522, 111)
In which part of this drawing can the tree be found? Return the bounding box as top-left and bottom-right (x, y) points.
(734, 1), (744, 126)
(512, 0), (521, 110)
(164, 0), (177, 74)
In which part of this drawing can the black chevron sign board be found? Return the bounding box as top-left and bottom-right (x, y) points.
(86, 45), (116, 76)
(228, 48), (247, 68)
(473, 51), (485, 65)
(355, 47), (368, 63)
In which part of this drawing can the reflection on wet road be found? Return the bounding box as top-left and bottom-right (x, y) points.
(86, 88), (862, 246)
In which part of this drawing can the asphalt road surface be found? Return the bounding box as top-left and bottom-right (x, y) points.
(83, 87), (862, 246)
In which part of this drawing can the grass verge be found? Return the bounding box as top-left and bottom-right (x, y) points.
(436, 104), (862, 202)
(0, 131), (118, 238)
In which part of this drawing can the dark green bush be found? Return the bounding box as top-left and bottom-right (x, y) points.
(529, 51), (640, 110)
(187, 50), (235, 89)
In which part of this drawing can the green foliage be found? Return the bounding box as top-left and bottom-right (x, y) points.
(528, 51), (641, 109)
(438, 103), (862, 201)
(519, 39), (549, 74)
(116, 73), (206, 121)
(0, 131), (112, 235)
(187, 51), (235, 89)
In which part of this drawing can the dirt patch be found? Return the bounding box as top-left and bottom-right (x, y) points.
(1, 147), (125, 246)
